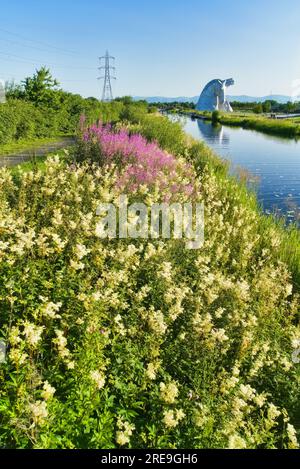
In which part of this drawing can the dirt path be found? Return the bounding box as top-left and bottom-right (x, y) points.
(0, 136), (76, 167)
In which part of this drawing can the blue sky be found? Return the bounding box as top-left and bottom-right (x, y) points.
(1, 0), (300, 98)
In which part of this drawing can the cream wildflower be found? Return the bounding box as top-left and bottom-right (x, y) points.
(75, 243), (90, 260)
(160, 381), (179, 404)
(30, 400), (48, 426)
(215, 307), (225, 319)
(70, 260), (85, 271)
(116, 418), (135, 446)
(41, 301), (62, 319)
(8, 326), (21, 346)
(228, 434), (247, 449)
(159, 262), (173, 281)
(267, 403), (281, 421)
(285, 284), (293, 297)
(90, 370), (106, 389)
(51, 233), (67, 250)
(211, 328), (229, 343)
(114, 314), (126, 336)
(148, 309), (167, 335)
(23, 322), (44, 348)
(239, 384), (256, 401)
(116, 431), (130, 446)
(53, 329), (72, 366)
(41, 381), (56, 400)
(254, 393), (266, 408)
(9, 348), (27, 365)
(162, 409), (185, 428)
(145, 363), (157, 380)
(194, 404), (209, 428)
(287, 423), (299, 448)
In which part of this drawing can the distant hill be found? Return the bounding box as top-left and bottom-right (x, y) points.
(228, 95), (293, 104)
(134, 95), (296, 104)
(134, 96), (198, 104)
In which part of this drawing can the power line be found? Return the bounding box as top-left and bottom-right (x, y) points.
(0, 36), (75, 56)
(0, 27), (78, 56)
(0, 50), (95, 70)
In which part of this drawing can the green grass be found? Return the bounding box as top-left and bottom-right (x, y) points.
(0, 135), (73, 157)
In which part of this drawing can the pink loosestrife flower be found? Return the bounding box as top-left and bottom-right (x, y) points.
(83, 122), (195, 198)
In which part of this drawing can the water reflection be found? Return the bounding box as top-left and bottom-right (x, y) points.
(177, 115), (300, 225)
(196, 119), (230, 147)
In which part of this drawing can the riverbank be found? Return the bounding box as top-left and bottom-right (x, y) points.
(174, 109), (300, 139)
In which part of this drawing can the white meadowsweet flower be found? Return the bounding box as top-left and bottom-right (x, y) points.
(41, 381), (56, 400)
(41, 301), (62, 319)
(160, 381), (179, 404)
(70, 260), (85, 270)
(267, 403), (281, 421)
(75, 243), (90, 260)
(162, 409), (185, 428)
(90, 370), (106, 389)
(148, 309), (167, 335)
(9, 348), (28, 365)
(30, 400), (48, 426)
(116, 418), (135, 446)
(211, 328), (229, 343)
(23, 322), (44, 348)
(239, 384), (256, 401)
(228, 434), (247, 449)
(9, 326), (21, 346)
(287, 423), (299, 448)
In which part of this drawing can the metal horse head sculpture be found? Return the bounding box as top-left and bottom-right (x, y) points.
(196, 78), (235, 112)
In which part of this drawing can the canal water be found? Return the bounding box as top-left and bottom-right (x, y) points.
(177, 115), (300, 223)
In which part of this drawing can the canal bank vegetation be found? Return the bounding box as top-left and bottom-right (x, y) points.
(0, 68), (128, 147)
(162, 102), (300, 139)
(0, 102), (299, 449)
(206, 111), (300, 139)
(172, 108), (300, 139)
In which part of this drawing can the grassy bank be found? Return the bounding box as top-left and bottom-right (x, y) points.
(0, 109), (299, 449)
(177, 109), (300, 139)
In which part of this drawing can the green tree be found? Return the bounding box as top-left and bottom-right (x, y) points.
(286, 101), (296, 114)
(262, 101), (272, 113)
(253, 103), (263, 114)
(23, 67), (60, 106)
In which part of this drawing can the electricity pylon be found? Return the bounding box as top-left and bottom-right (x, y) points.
(98, 51), (116, 102)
